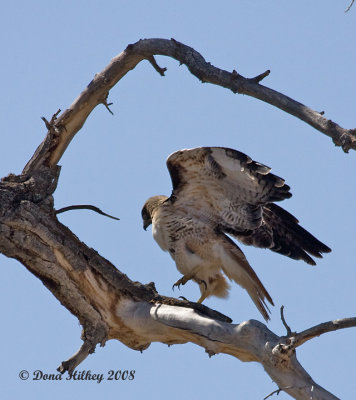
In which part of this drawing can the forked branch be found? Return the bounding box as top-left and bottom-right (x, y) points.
(1, 39), (354, 400)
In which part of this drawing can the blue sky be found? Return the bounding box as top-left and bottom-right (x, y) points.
(1, 1), (355, 399)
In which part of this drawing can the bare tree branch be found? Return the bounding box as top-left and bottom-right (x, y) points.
(264, 387), (292, 400)
(292, 318), (356, 348)
(55, 204), (120, 220)
(280, 305), (293, 336)
(0, 178), (351, 399)
(345, 0), (355, 12)
(23, 38), (355, 176)
(1, 39), (354, 399)
(57, 339), (101, 375)
(147, 55), (167, 76)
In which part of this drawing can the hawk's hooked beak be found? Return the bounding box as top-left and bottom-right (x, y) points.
(143, 220), (150, 231)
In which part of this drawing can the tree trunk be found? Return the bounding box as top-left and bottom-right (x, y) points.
(1, 38), (355, 400)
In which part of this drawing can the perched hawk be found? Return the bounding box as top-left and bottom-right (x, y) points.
(141, 147), (331, 321)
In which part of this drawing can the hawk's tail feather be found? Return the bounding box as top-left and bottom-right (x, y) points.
(218, 235), (274, 322)
(246, 283), (274, 322)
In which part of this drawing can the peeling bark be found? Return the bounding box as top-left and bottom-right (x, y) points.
(1, 39), (355, 400)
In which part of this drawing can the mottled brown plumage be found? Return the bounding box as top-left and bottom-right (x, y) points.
(142, 147), (331, 321)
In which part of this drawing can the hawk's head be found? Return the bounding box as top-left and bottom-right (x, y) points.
(141, 195), (168, 230)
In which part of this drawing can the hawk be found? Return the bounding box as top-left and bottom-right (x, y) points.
(141, 147), (331, 320)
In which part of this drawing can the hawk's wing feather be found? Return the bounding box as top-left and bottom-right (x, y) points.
(231, 204), (331, 265)
(267, 204), (330, 263)
(167, 147), (291, 232)
(167, 147), (330, 265)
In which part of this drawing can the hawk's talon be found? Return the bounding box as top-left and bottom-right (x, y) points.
(172, 277), (186, 291)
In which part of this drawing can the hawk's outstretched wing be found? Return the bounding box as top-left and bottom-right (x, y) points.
(167, 147), (330, 264)
(233, 203), (331, 265)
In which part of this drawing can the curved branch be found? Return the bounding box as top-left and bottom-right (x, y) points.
(23, 38), (355, 175)
(0, 192), (350, 399)
(345, 0), (355, 12)
(55, 204), (120, 221)
(280, 305), (293, 335)
(293, 317), (356, 348)
(1, 39), (354, 400)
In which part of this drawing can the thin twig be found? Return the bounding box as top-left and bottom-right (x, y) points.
(251, 69), (270, 83)
(55, 204), (119, 220)
(147, 55), (167, 76)
(57, 340), (94, 375)
(264, 387), (292, 400)
(99, 93), (114, 115)
(345, 0), (355, 12)
(41, 117), (52, 131)
(41, 109), (61, 130)
(102, 99), (114, 115)
(280, 305), (292, 335)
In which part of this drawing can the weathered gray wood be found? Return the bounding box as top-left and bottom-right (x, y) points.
(0, 187), (348, 398)
(23, 38), (355, 177)
(1, 39), (355, 400)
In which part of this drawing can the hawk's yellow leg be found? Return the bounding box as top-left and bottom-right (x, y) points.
(172, 266), (207, 293)
(196, 292), (209, 304)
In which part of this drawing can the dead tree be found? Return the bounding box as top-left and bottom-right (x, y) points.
(0, 39), (355, 400)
